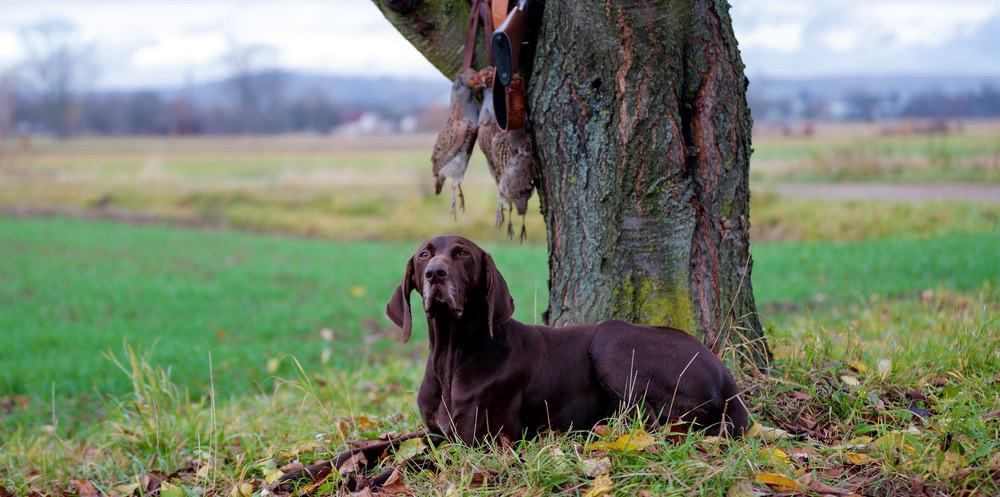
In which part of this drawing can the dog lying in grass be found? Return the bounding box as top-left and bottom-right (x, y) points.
(385, 235), (748, 443)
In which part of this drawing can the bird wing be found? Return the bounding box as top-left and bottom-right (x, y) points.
(432, 114), (473, 175)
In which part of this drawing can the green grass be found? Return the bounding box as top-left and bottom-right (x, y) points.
(1, 285), (996, 496)
(1, 218), (998, 435)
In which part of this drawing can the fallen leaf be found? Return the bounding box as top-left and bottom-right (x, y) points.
(112, 482), (140, 496)
(787, 446), (820, 461)
(938, 450), (967, 477)
(726, 479), (755, 497)
(848, 360), (869, 373)
(355, 415), (378, 431)
(263, 468), (285, 483)
(266, 357), (281, 374)
(349, 285), (367, 298)
(581, 457), (612, 477)
(352, 487), (375, 497)
(759, 447), (793, 467)
(753, 473), (804, 492)
(877, 359), (892, 380)
(339, 451), (368, 475)
(746, 422), (791, 442)
(469, 471), (490, 488)
(592, 425), (610, 437)
(379, 467), (412, 495)
(74, 480), (101, 497)
(394, 437), (426, 464)
(842, 452), (875, 465)
(158, 482), (184, 497)
(790, 391), (813, 401)
(196, 463), (212, 480)
(799, 472), (851, 495)
(230, 482), (253, 497)
(583, 474), (613, 497)
(840, 375), (861, 387)
(585, 429), (654, 452)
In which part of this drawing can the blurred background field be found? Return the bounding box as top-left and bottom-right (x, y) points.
(1, 1), (999, 492)
(1, 124), (998, 435)
(2, 128), (998, 244)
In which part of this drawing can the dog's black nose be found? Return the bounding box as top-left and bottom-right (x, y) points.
(425, 263), (448, 282)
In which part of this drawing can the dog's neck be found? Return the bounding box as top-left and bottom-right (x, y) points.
(424, 301), (496, 351)
(424, 301), (511, 403)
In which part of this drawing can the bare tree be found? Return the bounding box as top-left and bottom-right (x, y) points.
(17, 18), (97, 138)
(222, 40), (283, 133)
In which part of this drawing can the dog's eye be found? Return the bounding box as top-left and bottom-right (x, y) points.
(418, 250), (430, 259)
(455, 249), (471, 259)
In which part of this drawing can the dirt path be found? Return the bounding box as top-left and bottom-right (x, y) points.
(770, 183), (1000, 204)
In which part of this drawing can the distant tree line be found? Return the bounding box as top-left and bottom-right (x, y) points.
(749, 84), (1000, 123)
(902, 86), (1000, 119)
(0, 19), (372, 137)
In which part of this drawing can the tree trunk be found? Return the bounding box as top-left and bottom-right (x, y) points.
(371, 0), (771, 369)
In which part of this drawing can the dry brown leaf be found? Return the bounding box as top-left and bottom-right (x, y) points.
(581, 457), (612, 477)
(229, 482), (253, 497)
(799, 472), (851, 495)
(937, 450), (967, 477)
(790, 391), (813, 401)
(380, 467), (412, 496)
(339, 451), (368, 475)
(582, 474), (613, 497)
(355, 415), (378, 430)
(352, 487), (375, 497)
(726, 479), (755, 497)
(74, 480), (101, 497)
(842, 452), (875, 465)
(787, 446), (820, 461)
(753, 473), (805, 492)
(840, 375), (861, 387)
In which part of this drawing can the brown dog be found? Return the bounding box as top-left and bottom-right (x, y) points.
(385, 235), (748, 444)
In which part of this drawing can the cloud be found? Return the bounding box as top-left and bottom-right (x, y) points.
(2, 0), (1000, 87)
(736, 22), (804, 53)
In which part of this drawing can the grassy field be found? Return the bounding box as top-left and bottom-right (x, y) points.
(1, 217), (998, 427)
(751, 121), (1000, 183)
(2, 132), (999, 244)
(0, 219), (997, 495)
(1, 129), (999, 495)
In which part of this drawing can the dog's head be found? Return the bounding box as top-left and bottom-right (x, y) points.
(385, 235), (514, 343)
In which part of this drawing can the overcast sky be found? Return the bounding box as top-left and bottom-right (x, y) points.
(1, 0), (998, 89)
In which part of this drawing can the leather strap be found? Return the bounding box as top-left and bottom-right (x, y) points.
(462, 0), (483, 70)
(463, 0), (496, 70)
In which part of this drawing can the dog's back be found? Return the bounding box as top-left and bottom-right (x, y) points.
(588, 320), (749, 436)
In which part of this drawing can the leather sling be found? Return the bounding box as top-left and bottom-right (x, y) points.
(491, 0), (529, 130)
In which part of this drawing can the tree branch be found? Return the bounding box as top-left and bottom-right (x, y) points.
(371, 0), (490, 79)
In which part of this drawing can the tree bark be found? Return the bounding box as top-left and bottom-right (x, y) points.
(372, 0), (771, 369)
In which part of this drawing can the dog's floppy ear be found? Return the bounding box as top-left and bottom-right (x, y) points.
(482, 251), (514, 337)
(385, 258), (415, 343)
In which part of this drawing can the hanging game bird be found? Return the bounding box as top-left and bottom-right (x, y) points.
(432, 68), (481, 218)
(476, 68), (536, 241)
